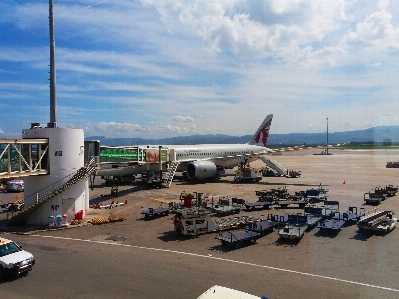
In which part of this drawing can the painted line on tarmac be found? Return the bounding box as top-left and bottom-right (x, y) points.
(29, 234), (399, 293)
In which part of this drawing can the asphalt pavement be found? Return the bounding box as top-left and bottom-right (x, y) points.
(1, 149), (399, 298)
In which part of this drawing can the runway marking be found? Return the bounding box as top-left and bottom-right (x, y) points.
(29, 234), (399, 293)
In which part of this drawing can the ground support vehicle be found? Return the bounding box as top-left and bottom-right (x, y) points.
(318, 200), (340, 217)
(364, 192), (385, 205)
(231, 198), (246, 205)
(303, 207), (325, 229)
(275, 199), (307, 209)
(306, 185), (329, 203)
(260, 167), (278, 177)
(0, 237), (35, 279)
(313, 149), (333, 155)
(278, 215), (308, 240)
(172, 208), (259, 236)
(286, 170), (301, 178)
(373, 185), (398, 198)
(256, 191), (274, 199)
(386, 162), (399, 168)
(374, 186), (390, 198)
(268, 213), (289, 224)
(332, 207), (365, 223)
(217, 216), (259, 230)
(317, 218), (346, 232)
(206, 196), (241, 215)
(212, 204), (241, 215)
(179, 191), (210, 208)
(385, 185), (398, 197)
(244, 201), (272, 210)
(317, 212), (350, 233)
(233, 167), (262, 182)
(245, 218), (277, 236)
(215, 230), (260, 248)
(141, 205), (170, 219)
(270, 187), (290, 199)
(357, 210), (397, 233)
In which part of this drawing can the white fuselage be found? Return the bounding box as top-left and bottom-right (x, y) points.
(171, 143), (270, 169)
(96, 143), (270, 177)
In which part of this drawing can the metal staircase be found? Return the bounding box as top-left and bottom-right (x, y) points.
(8, 158), (99, 225)
(260, 155), (287, 176)
(162, 161), (180, 188)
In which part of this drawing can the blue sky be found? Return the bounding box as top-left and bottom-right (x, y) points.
(1, 0), (399, 139)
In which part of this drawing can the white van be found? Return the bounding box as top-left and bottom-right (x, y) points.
(0, 237), (35, 279)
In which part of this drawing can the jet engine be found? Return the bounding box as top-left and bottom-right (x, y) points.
(185, 161), (219, 180)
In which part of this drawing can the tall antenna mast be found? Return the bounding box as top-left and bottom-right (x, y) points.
(49, 0), (57, 128)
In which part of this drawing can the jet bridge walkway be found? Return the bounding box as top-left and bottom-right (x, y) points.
(99, 145), (171, 164)
(0, 138), (49, 179)
(100, 146), (147, 164)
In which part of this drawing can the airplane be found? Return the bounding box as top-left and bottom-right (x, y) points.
(95, 114), (298, 183)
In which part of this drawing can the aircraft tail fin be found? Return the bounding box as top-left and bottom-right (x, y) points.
(247, 114), (273, 147)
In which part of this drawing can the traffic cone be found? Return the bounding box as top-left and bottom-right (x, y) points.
(125, 199), (128, 204)
(343, 180), (346, 184)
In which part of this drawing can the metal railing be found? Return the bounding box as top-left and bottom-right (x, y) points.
(24, 158), (98, 209)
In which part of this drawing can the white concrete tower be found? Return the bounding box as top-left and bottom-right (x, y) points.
(23, 128), (88, 225)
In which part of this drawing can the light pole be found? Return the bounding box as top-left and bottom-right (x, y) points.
(326, 118), (329, 155)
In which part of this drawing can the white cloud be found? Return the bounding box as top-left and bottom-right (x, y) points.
(2, 0), (399, 139)
(140, 0), (348, 62)
(77, 121), (200, 138)
(172, 115), (194, 122)
(343, 1), (399, 50)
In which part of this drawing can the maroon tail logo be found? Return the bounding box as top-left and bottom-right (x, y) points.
(255, 119), (272, 146)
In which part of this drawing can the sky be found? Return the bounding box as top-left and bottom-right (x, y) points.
(1, 0), (399, 139)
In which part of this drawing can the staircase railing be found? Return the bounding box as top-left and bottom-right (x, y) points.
(163, 161), (180, 188)
(9, 158), (98, 224)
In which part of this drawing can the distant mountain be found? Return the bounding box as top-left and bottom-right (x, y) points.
(86, 125), (399, 146)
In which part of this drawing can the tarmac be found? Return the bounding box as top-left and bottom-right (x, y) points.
(1, 148), (399, 298)
(1, 148), (399, 232)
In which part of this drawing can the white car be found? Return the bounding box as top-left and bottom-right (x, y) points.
(0, 237), (35, 279)
(5, 179), (24, 192)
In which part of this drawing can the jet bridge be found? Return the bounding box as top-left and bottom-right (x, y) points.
(100, 146), (147, 164)
(99, 145), (172, 164)
(0, 138), (49, 179)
